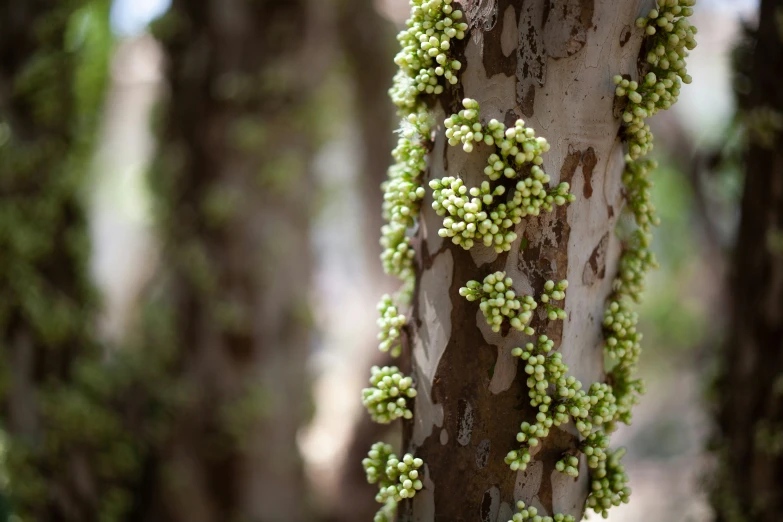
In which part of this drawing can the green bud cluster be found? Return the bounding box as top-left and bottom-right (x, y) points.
(615, 0), (697, 159)
(602, 298), (645, 425)
(603, 301), (642, 367)
(503, 427), (538, 472)
(363, 442), (425, 506)
(459, 272), (539, 334)
(613, 230), (658, 302)
(445, 99), (551, 174)
(377, 294), (407, 357)
(623, 159), (659, 234)
(585, 382), (618, 430)
(363, 442), (395, 485)
(363, 442), (398, 522)
(380, 0), (467, 312)
(540, 280), (568, 321)
(383, 135), (428, 229)
(582, 11), (698, 514)
(380, 223), (415, 297)
(482, 122), (549, 181)
(555, 455), (580, 477)
(586, 447), (632, 518)
(429, 173), (572, 253)
(508, 500), (576, 522)
(389, 0), (468, 112)
(433, 100), (573, 252)
(580, 431), (610, 470)
(380, 129), (428, 299)
(444, 98), (484, 152)
(362, 365), (417, 423)
(505, 336), (570, 471)
(606, 367), (645, 427)
(430, 177), (517, 252)
(610, 158), (660, 304)
(507, 334), (622, 476)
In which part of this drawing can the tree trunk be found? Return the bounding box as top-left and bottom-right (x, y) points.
(0, 1), (113, 519)
(138, 1), (322, 520)
(328, 2), (400, 522)
(397, 1), (650, 519)
(713, 0), (783, 519)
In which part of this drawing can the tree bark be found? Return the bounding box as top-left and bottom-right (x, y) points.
(138, 1), (322, 520)
(400, 1), (649, 519)
(713, 0), (783, 520)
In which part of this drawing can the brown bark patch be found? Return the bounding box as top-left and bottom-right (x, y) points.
(520, 85), (536, 117)
(582, 232), (609, 286)
(560, 146), (583, 184)
(482, 0), (518, 77)
(619, 25), (632, 47)
(582, 147), (597, 198)
(543, 0), (595, 59)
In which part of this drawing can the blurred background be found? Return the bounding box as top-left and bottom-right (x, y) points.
(0, 0), (772, 520)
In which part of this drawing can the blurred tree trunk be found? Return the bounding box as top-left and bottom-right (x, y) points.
(338, 0), (397, 273)
(0, 1), (113, 519)
(136, 1), (323, 521)
(328, 2), (398, 522)
(400, 1), (647, 519)
(713, 0), (783, 520)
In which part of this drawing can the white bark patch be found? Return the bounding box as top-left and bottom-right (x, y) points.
(497, 502), (514, 522)
(515, 460), (543, 502)
(412, 250), (453, 446)
(457, 400), (474, 446)
(462, 35), (516, 125)
(412, 464), (436, 522)
(476, 438), (492, 469)
(414, 250), (453, 383)
(412, 375), (445, 449)
(488, 344), (518, 394)
(440, 428), (449, 445)
(549, 466), (578, 512)
(481, 486), (501, 522)
(500, 6), (518, 57)
(551, 457), (590, 516)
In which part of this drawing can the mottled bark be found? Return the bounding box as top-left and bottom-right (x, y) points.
(400, 1), (648, 519)
(139, 1), (320, 520)
(713, 0), (783, 520)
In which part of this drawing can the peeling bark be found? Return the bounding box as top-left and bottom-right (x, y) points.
(400, 1), (649, 519)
